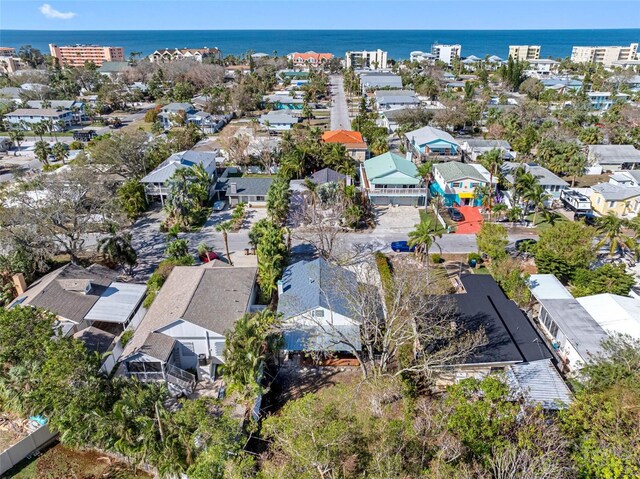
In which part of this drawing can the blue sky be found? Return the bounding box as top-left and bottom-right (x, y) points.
(1, 0), (640, 30)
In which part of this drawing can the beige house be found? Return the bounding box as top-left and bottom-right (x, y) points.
(590, 183), (640, 217)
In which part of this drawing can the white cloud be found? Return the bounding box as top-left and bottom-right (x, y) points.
(39, 4), (77, 20)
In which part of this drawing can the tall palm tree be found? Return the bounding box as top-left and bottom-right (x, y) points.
(7, 129), (24, 156)
(596, 212), (633, 258)
(523, 183), (550, 226)
(492, 203), (508, 221)
(216, 220), (234, 266)
(478, 148), (503, 213)
(97, 228), (138, 275)
(33, 140), (51, 166)
(31, 122), (46, 141)
(408, 218), (442, 276)
(513, 168), (536, 208)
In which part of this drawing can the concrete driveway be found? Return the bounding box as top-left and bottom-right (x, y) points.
(373, 205), (421, 233)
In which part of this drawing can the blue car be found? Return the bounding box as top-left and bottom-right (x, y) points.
(391, 241), (416, 253)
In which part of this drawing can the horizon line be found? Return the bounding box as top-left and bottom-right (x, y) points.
(2, 27), (639, 32)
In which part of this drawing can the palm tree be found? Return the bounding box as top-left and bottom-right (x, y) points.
(33, 140), (51, 166)
(492, 203), (508, 221)
(408, 218), (442, 276)
(540, 209), (563, 226)
(216, 220), (234, 266)
(473, 183), (493, 220)
(523, 183), (550, 226)
(478, 148), (503, 213)
(51, 142), (68, 164)
(512, 168), (536, 208)
(7, 129), (24, 156)
(31, 122), (46, 141)
(596, 213), (633, 258)
(97, 228), (138, 275)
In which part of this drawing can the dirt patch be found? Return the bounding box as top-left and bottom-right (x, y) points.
(573, 174), (610, 187)
(262, 359), (363, 416)
(9, 444), (152, 479)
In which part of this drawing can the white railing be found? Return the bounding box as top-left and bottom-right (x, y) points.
(144, 185), (170, 196)
(128, 371), (165, 381)
(370, 188), (428, 196)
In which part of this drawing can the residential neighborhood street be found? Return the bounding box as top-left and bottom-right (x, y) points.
(329, 74), (350, 130)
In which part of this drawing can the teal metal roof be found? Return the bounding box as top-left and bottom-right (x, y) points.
(364, 152), (420, 186)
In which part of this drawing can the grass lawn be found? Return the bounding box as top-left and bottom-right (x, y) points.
(8, 443), (152, 479)
(525, 212), (567, 232)
(419, 209), (448, 234)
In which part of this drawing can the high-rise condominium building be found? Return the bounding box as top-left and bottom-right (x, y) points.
(345, 49), (388, 69)
(49, 44), (125, 67)
(431, 44), (461, 66)
(570, 43), (638, 67)
(509, 45), (541, 61)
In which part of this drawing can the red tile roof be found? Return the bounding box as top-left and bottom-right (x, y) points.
(322, 130), (365, 144)
(289, 51), (333, 63)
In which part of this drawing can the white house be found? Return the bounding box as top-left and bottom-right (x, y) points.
(529, 274), (640, 374)
(277, 258), (378, 355)
(121, 265), (258, 394)
(259, 110), (300, 131)
(5, 109), (73, 130)
(140, 150), (218, 203)
(373, 90), (420, 110)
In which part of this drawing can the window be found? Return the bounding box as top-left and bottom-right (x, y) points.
(609, 201), (616, 208)
(313, 309), (325, 318)
(452, 182), (462, 188)
(255, 196), (265, 201)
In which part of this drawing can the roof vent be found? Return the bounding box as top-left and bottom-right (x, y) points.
(58, 278), (93, 294)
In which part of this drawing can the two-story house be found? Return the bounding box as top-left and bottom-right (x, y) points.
(5, 109), (74, 130)
(432, 162), (489, 206)
(140, 150), (218, 204)
(405, 125), (461, 161)
(360, 151), (427, 206)
(277, 258), (379, 357)
(121, 265), (258, 394)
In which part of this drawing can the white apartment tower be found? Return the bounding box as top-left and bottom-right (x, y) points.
(345, 49), (388, 69)
(509, 45), (541, 61)
(571, 43), (639, 67)
(431, 43), (461, 66)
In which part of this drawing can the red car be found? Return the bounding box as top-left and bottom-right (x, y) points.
(200, 251), (219, 263)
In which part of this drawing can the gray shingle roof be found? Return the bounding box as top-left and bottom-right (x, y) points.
(26, 100), (82, 110)
(592, 182), (640, 201)
(162, 102), (195, 112)
(21, 264), (116, 323)
(589, 145), (640, 165)
(434, 162), (486, 183)
(406, 125), (458, 147)
(374, 90), (420, 105)
(309, 168), (346, 184)
(216, 177), (274, 197)
(140, 332), (176, 362)
(181, 266), (257, 334)
(464, 139), (511, 150)
(141, 150), (216, 184)
(7, 109), (72, 118)
(277, 258), (361, 320)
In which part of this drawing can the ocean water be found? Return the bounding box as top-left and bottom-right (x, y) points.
(0, 29), (639, 60)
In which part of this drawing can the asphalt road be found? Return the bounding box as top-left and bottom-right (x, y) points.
(329, 74), (350, 130)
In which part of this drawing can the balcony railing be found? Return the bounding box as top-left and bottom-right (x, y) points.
(144, 185), (170, 196)
(368, 187), (429, 196)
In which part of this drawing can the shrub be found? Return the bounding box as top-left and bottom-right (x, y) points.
(431, 253), (444, 264)
(68, 141), (84, 150)
(467, 252), (483, 265)
(120, 329), (134, 347)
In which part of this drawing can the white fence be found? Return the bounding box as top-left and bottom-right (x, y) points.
(0, 425), (57, 475)
(432, 204), (447, 229)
